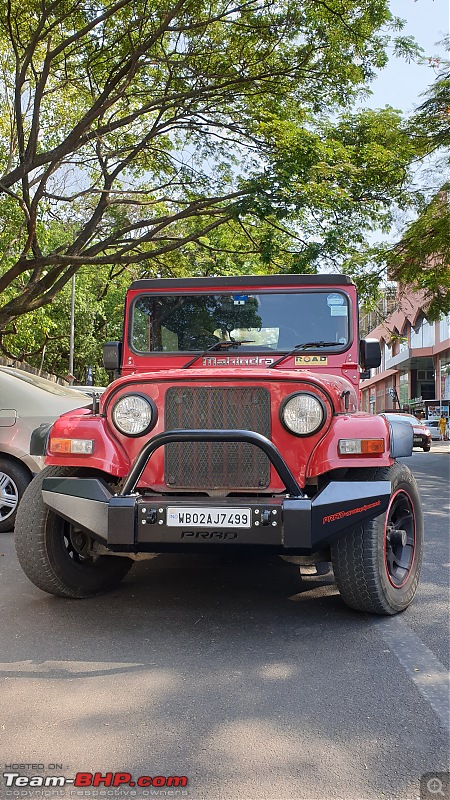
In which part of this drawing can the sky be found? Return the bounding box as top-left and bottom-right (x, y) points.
(357, 0), (449, 245)
(366, 0), (448, 114)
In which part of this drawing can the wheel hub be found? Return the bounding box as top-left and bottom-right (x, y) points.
(386, 525), (407, 547)
(384, 489), (416, 588)
(0, 472), (19, 521)
(63, 525), (94, 561)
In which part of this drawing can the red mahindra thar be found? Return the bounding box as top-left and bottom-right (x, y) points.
(15, 274), (422, 614)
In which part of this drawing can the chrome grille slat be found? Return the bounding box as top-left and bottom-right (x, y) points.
(164, 387), (271, 489)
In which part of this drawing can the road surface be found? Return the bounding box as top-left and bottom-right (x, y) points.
(0, 444), (448, 800)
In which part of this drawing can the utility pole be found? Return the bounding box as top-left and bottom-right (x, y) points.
(39, 344), (46, 376)
(68, 274), (75, 384)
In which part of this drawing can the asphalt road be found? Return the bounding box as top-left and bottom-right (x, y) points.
(0, 444), (448, 800)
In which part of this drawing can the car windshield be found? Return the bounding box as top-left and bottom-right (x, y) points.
(131, 291), (350, 352)
(384, 414), (421, 425)
(0, 367), (84, 397)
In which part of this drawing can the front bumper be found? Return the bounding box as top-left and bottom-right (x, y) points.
(41, 429), (391, 555)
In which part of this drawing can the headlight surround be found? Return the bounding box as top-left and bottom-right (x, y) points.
(112, 394), (156, 436)
(280, 392), (326, 437)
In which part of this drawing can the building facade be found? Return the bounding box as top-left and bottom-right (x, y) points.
(360, 288), (450, 419)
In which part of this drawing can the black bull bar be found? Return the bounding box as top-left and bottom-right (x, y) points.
(41, 430), (391, 554)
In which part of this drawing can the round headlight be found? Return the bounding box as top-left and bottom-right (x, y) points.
(112, 394), (155, 436)
(281, 392), (325, 436)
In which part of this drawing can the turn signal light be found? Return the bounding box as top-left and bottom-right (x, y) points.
(338, 438), (384, 455)
(49, 438), (95, 455)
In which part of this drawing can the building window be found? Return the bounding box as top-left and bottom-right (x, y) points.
(383, 342), (392, 369)
(399, 328), (409, 352)
(439, 314), (450, 343)
(423, 319), (435, 347)
(399, 371), (408, 406)
(411, 316), (435, 348)
(440, 355), (450, 401)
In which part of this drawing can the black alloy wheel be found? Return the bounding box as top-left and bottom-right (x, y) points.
(384, 489), (416, 589)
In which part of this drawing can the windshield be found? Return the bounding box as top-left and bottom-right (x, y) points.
(0, 367), (86, 397)
(385, 414), (421, 425)
(131, 291), (350, 353)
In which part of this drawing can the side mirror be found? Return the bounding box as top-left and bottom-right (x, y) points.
(360, 338), (381, 370)
(103, 341), (122, 372)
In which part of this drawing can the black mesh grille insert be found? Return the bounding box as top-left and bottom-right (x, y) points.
(164, 386), (271, 489)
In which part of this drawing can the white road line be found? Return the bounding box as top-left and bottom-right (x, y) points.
(377, 615), (450, 732)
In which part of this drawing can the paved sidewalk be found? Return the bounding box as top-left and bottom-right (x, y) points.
(430, 440), (450, 452)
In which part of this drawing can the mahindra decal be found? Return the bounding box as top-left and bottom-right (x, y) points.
(202, 356), (275, 367)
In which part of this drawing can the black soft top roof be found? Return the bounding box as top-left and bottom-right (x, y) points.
(130, 274), (354, 291)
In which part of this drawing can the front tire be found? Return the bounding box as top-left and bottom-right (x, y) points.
(14, 467), (133, 598)
(330, 462), (423, 615)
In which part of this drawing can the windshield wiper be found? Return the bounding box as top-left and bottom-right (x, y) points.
(268, 341), (340, 369)
(182, 339), (255, 369)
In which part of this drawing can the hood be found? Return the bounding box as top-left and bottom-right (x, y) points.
(101, 366), (358, 414)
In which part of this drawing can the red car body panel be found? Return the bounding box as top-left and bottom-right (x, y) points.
(47, 368), (393, 488)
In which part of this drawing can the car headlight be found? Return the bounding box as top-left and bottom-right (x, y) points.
(281, 392), (325, 436)
(112, 394), (156, 436)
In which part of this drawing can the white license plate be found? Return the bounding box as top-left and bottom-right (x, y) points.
(166, 507), (252, 528)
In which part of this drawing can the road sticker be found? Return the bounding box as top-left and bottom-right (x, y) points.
(295, 355), (328, 365)
(330, 306), (347, 316)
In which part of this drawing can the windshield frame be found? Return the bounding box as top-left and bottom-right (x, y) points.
(128, 288), (354, 356)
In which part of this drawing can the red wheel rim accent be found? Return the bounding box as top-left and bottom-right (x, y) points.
(384, 488), (416, 588)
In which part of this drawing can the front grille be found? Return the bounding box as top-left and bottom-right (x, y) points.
(164, 386), (271, 489)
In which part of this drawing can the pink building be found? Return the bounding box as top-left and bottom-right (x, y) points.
(360, 287), (450, 419)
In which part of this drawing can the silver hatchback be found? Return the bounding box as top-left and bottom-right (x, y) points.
(0, 367), (89, 531)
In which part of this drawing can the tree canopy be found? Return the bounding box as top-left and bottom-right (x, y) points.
(385, 63), (450, 319)
(0, 0), (421, 333)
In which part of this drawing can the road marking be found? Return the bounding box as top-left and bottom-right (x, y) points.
(376, 615), (450, 732)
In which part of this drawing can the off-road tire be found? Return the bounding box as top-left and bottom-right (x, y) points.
(0, 457), (31, 532)
(14, 466), (133, 598)
(330, 462), (423, 615)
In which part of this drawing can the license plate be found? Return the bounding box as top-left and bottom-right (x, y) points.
(166, 507), (252, 528)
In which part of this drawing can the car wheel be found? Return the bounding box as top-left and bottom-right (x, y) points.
(0, 458), (31, 532)
(330, 462), (423, 615)
(423, 445), (431, 452)
(14, 466), (133, 598)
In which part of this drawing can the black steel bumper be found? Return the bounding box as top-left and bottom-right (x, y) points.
(41, 429), (391, 555)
